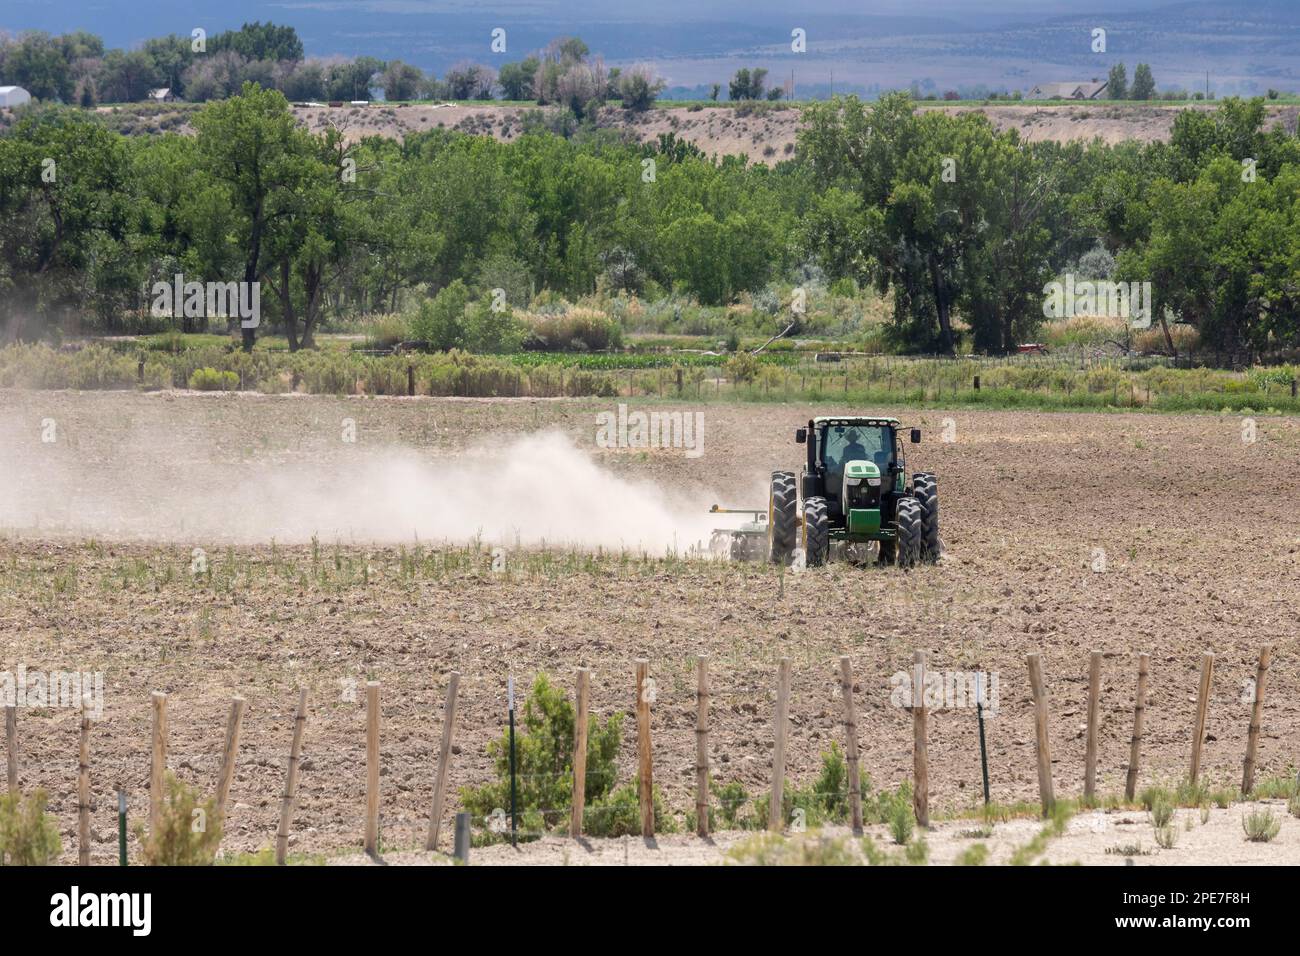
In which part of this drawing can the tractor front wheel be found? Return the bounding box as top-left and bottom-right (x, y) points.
(768, 471), (798, 565)
(803, 496), (829, 567)
(912, 472), (940, 563)
(895, 497), (922, 569)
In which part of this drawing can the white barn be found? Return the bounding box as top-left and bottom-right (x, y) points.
(0, 86), (32, 108)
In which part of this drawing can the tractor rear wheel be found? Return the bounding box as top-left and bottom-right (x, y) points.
(895, 496), (922, 568)
(912, 473), (940, 564)
(803, 496), (829, 567)
(768, 471), (798, 565)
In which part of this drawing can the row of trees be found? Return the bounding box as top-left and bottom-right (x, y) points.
(2, 82), (1298, 357)
(0, 26), (669, 111)
(0, 23), (313, 104)
(0, 85), (798, 347)
(801, 93), (1300, 355)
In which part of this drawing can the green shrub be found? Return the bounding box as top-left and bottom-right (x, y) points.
(888, 800), (914, 845)
(861, 833), (929, 866)
(136, 773), (223, 865)
(462, 300), (526, 353)
(409, 281), (470, 350)
(955, 843), (989, 866)
(865, 780), (913, 826)
(725, 351), (760, 383)
(1151, 796), (1175, 829)
(188, 367), (240, 391)
(1242, 808), (1280, 843)
(460, 674), (623, 834)
(0, 789), (61, 865)
(710, 779), (752, 830)
(585, 779), (678, 837)
(728, 831), (861, 866)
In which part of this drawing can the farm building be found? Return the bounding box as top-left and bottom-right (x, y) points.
(1027, 80), (1108, 100)
(147, 88), (177, 103)
(0, 86), (32, 108)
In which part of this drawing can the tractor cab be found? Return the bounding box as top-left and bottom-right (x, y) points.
(749, 415), (937, 570)
(796, 417), (917, 519)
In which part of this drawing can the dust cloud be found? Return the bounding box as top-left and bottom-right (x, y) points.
(0, 424), (726, 554)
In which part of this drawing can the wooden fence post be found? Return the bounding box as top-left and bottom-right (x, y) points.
(768, 657), (792, 832)
(78, 698), (91, 866)
(570, 668), (590, 838)
(276, 689), (308, 865)
(5, 705), (16, 793)
(1085, 651), (1101, 802)
(364, 681), (380, 856)
(1241, 647), (1271, 795)
(426, 671), (461, 851)
(695, 656), (710, 838)
(1027, 654), (1054, 816)
(1124, 653), (1149, 801)
(216, 696), (245, 822)
(912, 651), (929, 827)
(635, 660), (654, 836)
(839, 656), (863, 835)
(149, 692), (168, 833)
(1189, 653), (1214, 786)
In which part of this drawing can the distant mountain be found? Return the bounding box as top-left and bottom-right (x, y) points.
(3, 0), (1298, 95)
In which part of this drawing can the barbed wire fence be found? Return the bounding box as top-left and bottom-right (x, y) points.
(1, 642), (1283, 863)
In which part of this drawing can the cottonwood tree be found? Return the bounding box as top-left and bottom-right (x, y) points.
(191, 83), (317, 350)
(0, 112), (137, 338)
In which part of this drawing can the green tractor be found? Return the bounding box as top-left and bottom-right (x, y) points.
(768, 416), (940, 568)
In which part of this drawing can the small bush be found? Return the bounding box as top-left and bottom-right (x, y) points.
(861, 833), (929, 866)
(1242, 808), (1281, 843)
(728, 831), (861, 866)
(461, 674), (623, 835)
(889, 800), (914, 845)
(585, 779), (677, 837)
(1150, 796), (1175, 829)
(188, 367), (240, 391)
(0, 789), (61, 865)
(725, 351), (760, 383)
(955, 843), (989, 866)
(136, 773), (223, 865)
(1154, 825), (1178, 849)
(525, 308), (622, 351)
(409, 281), (470, 351)
(362, 313), (410, 348)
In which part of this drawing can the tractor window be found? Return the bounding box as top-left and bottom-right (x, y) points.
(821, 425), (893, 473)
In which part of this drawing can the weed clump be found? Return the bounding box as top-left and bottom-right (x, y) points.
(137, 773), (223, 865)
(1242, 809), (1280, 843)
(0, 789), (61, 865)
